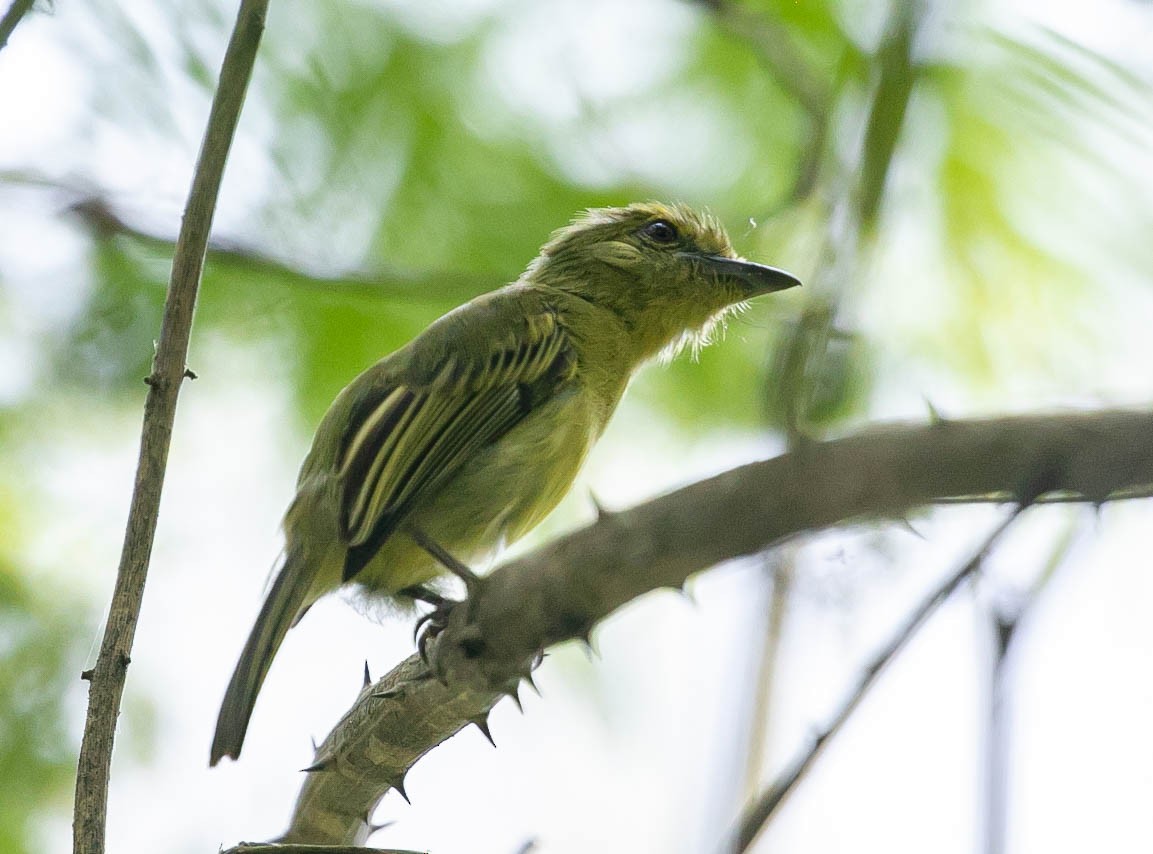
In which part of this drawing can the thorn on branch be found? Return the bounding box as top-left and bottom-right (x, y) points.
(577, 632), (598, 661)
(81, 668), (94, 682)
(301, 757), (333, 773)
(589, 491), (612, 522)
(675, 582), (697, 606)
(389, 773), (411, 804)
(470, 714), (496, 748)
(925, 397), (948, 426)
(1016, 454), (1066, 507)
(363, 661), (372, 688)
(810, 727), (830, 752)
(896, 516), (924, 539)
(505, 683), (524, 714)
(367, 819), (394, 837)
(993, 610), (1017, 656)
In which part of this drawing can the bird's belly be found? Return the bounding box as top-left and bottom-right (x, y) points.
(353, 388), (599, 595)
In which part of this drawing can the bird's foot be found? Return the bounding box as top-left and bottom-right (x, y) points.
(400, 585), (459, 666)
(403, 529), (488, 676)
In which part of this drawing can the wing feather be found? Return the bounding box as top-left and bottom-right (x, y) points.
(337, 308), (574, 580)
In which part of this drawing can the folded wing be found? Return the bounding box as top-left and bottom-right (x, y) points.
(338, 309), (575, 581)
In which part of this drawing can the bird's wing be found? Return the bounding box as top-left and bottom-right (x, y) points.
(337, 307), (576, 581)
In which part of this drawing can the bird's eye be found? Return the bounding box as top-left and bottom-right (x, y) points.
(641, 220), (679, 245)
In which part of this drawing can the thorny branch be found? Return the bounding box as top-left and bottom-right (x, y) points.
(269, 407), (1153, 847)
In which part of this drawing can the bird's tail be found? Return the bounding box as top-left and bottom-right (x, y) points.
(210, 547), (314, 766)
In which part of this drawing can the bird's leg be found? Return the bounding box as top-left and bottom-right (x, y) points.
(403, 527), (486, 665)
(399, 583), (454, 610)
(406, 525), (483, 597)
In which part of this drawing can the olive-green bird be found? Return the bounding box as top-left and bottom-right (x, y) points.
(210, 201), (799, 765)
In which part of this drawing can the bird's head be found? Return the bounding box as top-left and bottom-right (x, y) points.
(524, 201), (800, 360)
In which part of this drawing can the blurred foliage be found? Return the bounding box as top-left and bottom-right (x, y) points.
(1, 0), (1151, 846)
(0, 562), (90, 853)
(28, 0), (1146, 430)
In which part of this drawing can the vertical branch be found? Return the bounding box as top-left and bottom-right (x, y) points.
(858, 0), (923, 231)
(982, 518), (1079, 854)
(718, 1), (927, 841)
(984, 608), (1014, 854)
(768, 0), (924, 439)
(71, 2), (269, 853)
(732, 0), (927, 834)
(739, 554), (795, 801)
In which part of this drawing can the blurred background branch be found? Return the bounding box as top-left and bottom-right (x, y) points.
(53, 188), (493, 304)
(736, 507), (1023, 852)
(981, 518), (1081, 854)
(731, 2), (924, 833)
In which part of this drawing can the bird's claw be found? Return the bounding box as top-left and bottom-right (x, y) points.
(413, 596), (459, 666)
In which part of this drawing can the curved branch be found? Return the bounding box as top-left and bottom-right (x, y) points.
(272, 407), (1153, 846)
(71, 2), (269, 852)
(0, 0), (35, 53)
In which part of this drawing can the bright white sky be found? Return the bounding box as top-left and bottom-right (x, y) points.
(2, 1), (1153, 853)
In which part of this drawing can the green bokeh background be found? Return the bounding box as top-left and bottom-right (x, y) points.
(1, 0), (1151, 851)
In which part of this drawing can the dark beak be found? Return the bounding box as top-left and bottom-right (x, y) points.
(685, 253), (802, 297)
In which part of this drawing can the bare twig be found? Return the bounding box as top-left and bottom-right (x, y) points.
(735, 2), (924, 827)
(0, 0), (35, 53)
(274, 407), (1153, 846)
(733, 507), (1025, 852)
(739, 554), (794, 802)
(70, 2), (268, 852)
(985, 606), (1013, 854)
